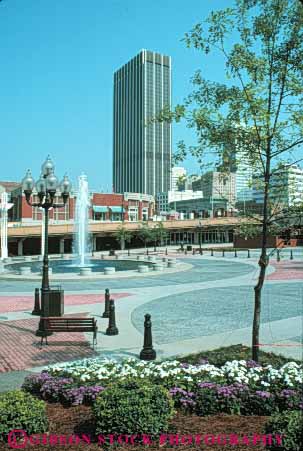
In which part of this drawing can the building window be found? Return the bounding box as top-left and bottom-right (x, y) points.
(128, 207), (138, 222)
(142, 207), (148, 221)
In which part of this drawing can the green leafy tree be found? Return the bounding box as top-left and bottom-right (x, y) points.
(155, 0), (303, 361)
(136, 223), (154, 249)
(151, 222), (169, 251)
(114, 225), (132, 251)
(176, 175), (186, 191)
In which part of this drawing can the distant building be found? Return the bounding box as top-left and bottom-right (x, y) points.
(171, 167), (186, 191)
(9, 187), (155, 223)
(113, 50), (172, 196)
(253, 164), (303, 207)
(156, 190), (203, 215)
(192, 171), (236, 207)
(168, 196), (228, 219)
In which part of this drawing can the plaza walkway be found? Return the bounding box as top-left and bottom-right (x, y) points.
(0, 246), (302, 392)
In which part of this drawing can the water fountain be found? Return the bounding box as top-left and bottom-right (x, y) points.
(74, 174), (91, 266)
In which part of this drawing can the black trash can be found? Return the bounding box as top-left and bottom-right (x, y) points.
(43, 286), (64, 317)
(186, 245), (192, 251)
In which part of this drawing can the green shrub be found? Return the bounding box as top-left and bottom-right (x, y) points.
(264, 411), (303, 451)
(178, 344), (299, 367)
(0, 390), (48, 441)
(92, 380), (175, 437)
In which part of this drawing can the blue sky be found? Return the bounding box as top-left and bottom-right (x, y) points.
(0, 0), (232, 190)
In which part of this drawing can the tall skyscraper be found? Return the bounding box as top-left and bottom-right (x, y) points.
(113, 50), (172, 196)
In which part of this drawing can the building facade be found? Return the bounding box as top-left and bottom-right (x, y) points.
(168, 197), (228, 219)
(253, 164), (303, 207)
(113, 50), (172, 196)
(9, 188), (155, 224)
(192, 172), (236, 207)
(156, 190), (203, 215)
(171, 167), (186, 192)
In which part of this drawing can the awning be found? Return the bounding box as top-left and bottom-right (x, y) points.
(93, 206), (108, 213)
(110, 206), (125, 213)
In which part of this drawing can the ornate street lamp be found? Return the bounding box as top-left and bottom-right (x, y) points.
(21, 156), (71, 336)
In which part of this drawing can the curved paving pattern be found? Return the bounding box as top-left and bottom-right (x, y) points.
(0, 258), (256, 292)
(131, 283), (303, 344)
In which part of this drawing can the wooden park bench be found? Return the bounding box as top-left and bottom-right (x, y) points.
(40, 317), (98, 348)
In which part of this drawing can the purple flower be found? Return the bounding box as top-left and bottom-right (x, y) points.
(255, 391), (272, 399)
(197, 358), (209, 365)
(280, 389), (297, 398)
(198, 382), (218, 389)
(246, 360), (261, 368)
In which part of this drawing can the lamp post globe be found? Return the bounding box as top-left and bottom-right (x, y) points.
(41, 155), (54, 177)
(21, 157), (71, 337)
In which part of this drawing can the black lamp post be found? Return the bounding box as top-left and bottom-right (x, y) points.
(197, 220), (203, 254)
(21, 156), (71, 336)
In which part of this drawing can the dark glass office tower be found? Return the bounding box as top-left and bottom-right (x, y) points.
(113, 50), (172, 196)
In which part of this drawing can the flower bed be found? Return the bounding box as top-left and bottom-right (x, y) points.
(22, 357), (303, 415)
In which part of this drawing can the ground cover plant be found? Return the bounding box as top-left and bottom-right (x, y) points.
(1, 346), (300, 450)
(21, 346), (302, 417)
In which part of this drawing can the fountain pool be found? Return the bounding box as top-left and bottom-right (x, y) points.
(7, 259), (152, 274)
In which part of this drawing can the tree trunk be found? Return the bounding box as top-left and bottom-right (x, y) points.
(121, 237), (125, 251)
(252, 251), (268, 361)
(252, 154), (271, 362)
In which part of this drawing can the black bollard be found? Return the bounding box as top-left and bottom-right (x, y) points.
(222, 250), (225, 257)
(234, 249), (238, 257)
(165, 247), (168, 256)
(211, 249), (214, 256)
(32, 288), (41, 315)
(106, 299), (119, 335)
(277, 250), (280, 262)
(290, 249), (293, 260)
(139, 314), (156, 361)
(128, 248), (130, 256)
(247, 249), (250, 258)
(185, 249), (187, 255)
(146, 248), (149, 256)
(102, 288), (110, 318)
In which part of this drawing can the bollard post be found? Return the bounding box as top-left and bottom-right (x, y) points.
(139, 314), (156, 361)
(277, 250), (280, 262)
(185, 249), (187, 255)
(222, 250), (225, 257)
(200, 249), (203, 255)
(247, 249), (250, 258)
(32, 288), (41, 315)
(146, 248), (149, 256)
(102, 288), (110, 318)
(106, 299), (119, 335)
(128, 248), (130, 256)
(165, 248), (168, 256)
(192, 248), (195, 255)
(211, 249), (214, 256)
(290, 249), (293, 260)
(234, 249), (238, 257)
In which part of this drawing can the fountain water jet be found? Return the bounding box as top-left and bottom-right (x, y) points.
(74, 174), (91, 266)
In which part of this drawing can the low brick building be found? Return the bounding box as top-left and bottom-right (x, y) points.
(8, 187), (155, 223)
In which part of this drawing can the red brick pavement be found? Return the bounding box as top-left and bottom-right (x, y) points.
(267, 261), (303, 280)
(0, 292), (131, 313)
(0, 314), (98, 373)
